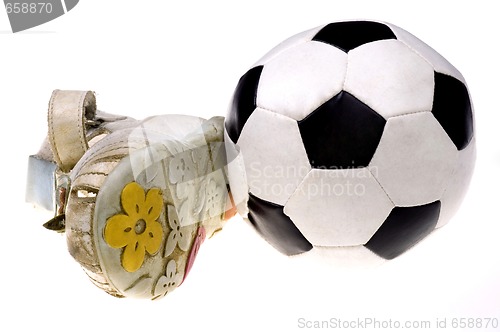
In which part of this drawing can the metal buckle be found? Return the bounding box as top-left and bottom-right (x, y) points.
(26, 155), (70, 232)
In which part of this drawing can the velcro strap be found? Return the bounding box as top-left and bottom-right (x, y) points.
(48, 90), (96, 172)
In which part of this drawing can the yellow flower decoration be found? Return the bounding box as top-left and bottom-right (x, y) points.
(104, 182), (164, 272)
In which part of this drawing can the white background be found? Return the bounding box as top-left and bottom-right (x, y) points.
(1, 1), (499, 331)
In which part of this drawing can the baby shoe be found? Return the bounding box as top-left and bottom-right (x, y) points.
(26, 90), (236, 299)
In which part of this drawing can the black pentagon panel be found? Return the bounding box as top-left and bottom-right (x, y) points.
(298, 91), (386, 169)
(225, 66), (264, 143)
(312, 21), (397, 52)
(432, 72), (473, 151)
(364, 201), (441, 260)
(248, 193), (313, 256)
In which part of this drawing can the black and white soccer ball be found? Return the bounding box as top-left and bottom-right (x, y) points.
(224, 20), (475, 261)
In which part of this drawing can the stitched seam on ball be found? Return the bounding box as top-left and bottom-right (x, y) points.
(341, 50), (351, 91)
(435, 149), (461, 205)
(397, 39), (435, 74)
(282, 169), (312, 208)
(368, 168), (396, 207)
(389, 110), (431, 119)
(253, 105), (305, 122)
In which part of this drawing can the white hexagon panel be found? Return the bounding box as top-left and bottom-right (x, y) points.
(386, 22), (466, 84)
(284, 168), (394, 246)
(369, 112), (458, 206)
(344, 40), (435, 119)
(238, 108), (311, 205)
(256, 41), (347, 121)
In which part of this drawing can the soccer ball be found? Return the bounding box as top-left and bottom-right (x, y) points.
(224, 20), (475, 260)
